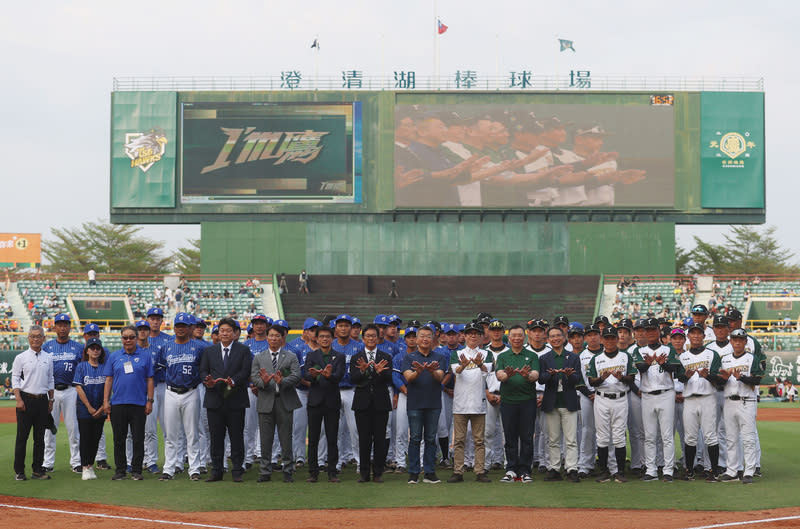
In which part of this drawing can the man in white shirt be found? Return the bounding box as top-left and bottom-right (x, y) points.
(12, 325), (55, 480)
(447, 322), (493, 483)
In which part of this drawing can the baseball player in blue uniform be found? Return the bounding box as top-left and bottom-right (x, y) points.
(143, 307), (170, 473)
(243, 314), (271, 469)
(158, 313), (204, 481)
(81, 322), (110, 470)
(43, 313), (83, 473)
(392, 325), (417, 472)
(331, 314), (363, 471)
(286, 317), (321, 467)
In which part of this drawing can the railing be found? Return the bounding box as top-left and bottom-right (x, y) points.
(748, 319), (800, 330)
(11, 272), (273, 283)
(604, 274), (696, 284)
(112, 75), (764, 93)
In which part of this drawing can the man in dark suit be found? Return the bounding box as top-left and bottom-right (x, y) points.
(538, 326), (585, 483)
(251, 324), (301, 483)
(350, 323), (393, 483)
(199, 317), (252, 482)
(304, 325), (345, 482)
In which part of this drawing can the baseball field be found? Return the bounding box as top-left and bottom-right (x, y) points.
(2, 400), (799, 529)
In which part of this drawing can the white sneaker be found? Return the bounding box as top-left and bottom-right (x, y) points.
(81, 468), (91, 481)
(88, 467), (98, 480)
(500, 470), (517, 483)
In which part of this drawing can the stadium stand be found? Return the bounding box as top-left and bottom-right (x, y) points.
(280, 275), (599, 328)
(606, 276), (697, 322)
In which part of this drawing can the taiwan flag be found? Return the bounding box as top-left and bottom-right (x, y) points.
(438, 18), (448, 35)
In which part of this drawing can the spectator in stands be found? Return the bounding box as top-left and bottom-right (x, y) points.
(785, 381), (797, 402)
(753, 276), (761, 286)
(279, 274), (288, 294)
(174, 288), (183, 310)
(299, 271), (310, 294)
(3, 376), (11, 396)
(86, 269), (96, 287)
(654, 293), (663, 305)
(389, 280), (399, 298)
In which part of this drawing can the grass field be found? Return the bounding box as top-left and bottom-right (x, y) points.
(1, 400), (799, 513)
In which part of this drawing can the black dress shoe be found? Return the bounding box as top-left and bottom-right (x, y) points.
(205, 474), (223, 482)
(257, 474), (271, 483)
(283, 472), (294, 483)
(232, 474), (243, 483)
(357, 475), (370, 483)
(373, 474), (384, 483)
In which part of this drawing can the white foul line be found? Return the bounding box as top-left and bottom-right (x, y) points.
(0, 503), (248, 529)
(681, 515), (800, 529)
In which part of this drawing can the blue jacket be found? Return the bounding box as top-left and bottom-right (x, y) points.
(538, 349), (582, 413)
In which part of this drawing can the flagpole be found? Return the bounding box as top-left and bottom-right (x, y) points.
(555, 34), (560, 91)
(495, 33), (499, 80)
(314, 33), (319, 90)
(381, 33), (385, 89)
(433, 0), (438, 86)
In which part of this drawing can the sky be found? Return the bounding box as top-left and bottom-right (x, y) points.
(0, 0), (796, 265)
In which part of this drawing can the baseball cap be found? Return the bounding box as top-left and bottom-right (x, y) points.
(351, 317), (362, 327)
(475, 312), (493, 322)
(388, 314), (402, 326)
(488, 319), (505, 330)
(374, 314), (390, 326)
(728, 309), (743, 321)
(670, 328), (686, 336)
(584, 323), (601, 334)
(246, 323), (253, 333)
(568, 323), (585, 335)
(444, 323), (459, 334)
(687, 323), (705, 333)
(303, 318), (322, 331)
(54, 313), (71, 323)
(272, 319), (290, 331)
(454, 323), (466, 333)
(594, 315), (610, 325)
(730, 328), (747, 339)
(83, 337), (104, 352)
(146, 307), (164, 317)
(135, 320), (150, 329)
(230, 319), (241, 330)
(427, 320), (442, 333)
(642, 318), (659, 329)
(174, 312), (191, 325)
(691, 304), (709, 315)
(195, 317), (207, 328)
(463, 322), (482, 334)
(576, 124), (612, 136)
(633, 319), (646, 330)
(601, 326), (619, 338)
(211, 325), (219, 334)
(616, 318), (634, 330)
(508, 111), (544, 134)
(657, 317), (669, 326)
(335, 314), (353, 325)
(682, 317), (693, 327)
(540, 116), (574, 130)
(406, 319), (421, 329)
(419, 322), (437, 333)
(526, 319), (547, 330)
(83, 323), (100, 334)
(553, 315), (569, 326)
(251, 313), (270, 323)
(404, 326), (418, 336)
(712, 315), (729, 328)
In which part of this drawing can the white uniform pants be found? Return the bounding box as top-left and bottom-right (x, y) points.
(674, 400), (685, 468)
(683, 394), (718, 447)
(143, 382), (166, 468)
(595, 394), (628, 449)
(578, 393), (596, 473)
(627, 392), (644, 470)
(163, 387), (202, 475)
(642, 390), (675, 477)
(197, 385), (210, 467)
(534, 397), (549, 468)
(723, 398), (758, 477)
(44, 386), (80, 468)
(394, 392), (409, 466)
(244, 389), (260, 464)
(338, 388), (358, 467)
(293, 390), (309, 462)
(545, 407), (578, 472)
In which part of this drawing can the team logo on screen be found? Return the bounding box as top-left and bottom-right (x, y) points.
(708, 130), (756, 167)
(124, 129), (168, 173)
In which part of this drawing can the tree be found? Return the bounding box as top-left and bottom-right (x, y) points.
(173, 239), (201, 275)
(675, 246), (692, 275)
(42, 219), (173, 274)
(680, 225), (800, 275)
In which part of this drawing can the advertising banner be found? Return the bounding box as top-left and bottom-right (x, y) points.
(0, 233), (41, 268)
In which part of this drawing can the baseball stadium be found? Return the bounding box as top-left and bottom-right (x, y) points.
(3, 77), (800, 529)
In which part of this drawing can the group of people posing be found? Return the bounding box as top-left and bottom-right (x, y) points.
(11, 303), (764, 486)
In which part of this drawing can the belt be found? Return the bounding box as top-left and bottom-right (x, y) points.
(644, 389), (673, 396)
(684, 394), (712, 399)
(21, 391), (48, 399)
(597, 391), (627, 400)
(168, 385), (195, 394)
(55, 383), (70, 391)
(339, 386), (354, 390)
(727, 395), (755, 402)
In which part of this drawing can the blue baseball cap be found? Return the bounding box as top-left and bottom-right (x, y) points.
(443, 323), (458, 334)
(251, 314), (270, 323)
(329, 320), (336, 329)
(211, 324), (219, 334)
(420, 322), (437, 333)
(83, 337), (104, 352)
(54, 313), (71, 323)
(373, 314), (390, 325)
(246, 323), (253, 333)
(388, 314), (402, 325)
(83, 323), (100, 334)
(303, 318), (322, 331)
(272, 319), (290, 331)
(335, 314), (353, 325)
(404, 326), (418, 336)
(135, 320), (150, 329)
(351, 317), (362, 327)
(146, 307), (164, 317)
(174, 312), (192, 326)
(195, 317), (207, 328)
(682, 317), (693, 327)
(455, 324), (466, 333)
(231, 319), (241, 330)
(568, 323), (585, 335)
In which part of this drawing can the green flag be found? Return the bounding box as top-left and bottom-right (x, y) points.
(559, 38), (575, 52)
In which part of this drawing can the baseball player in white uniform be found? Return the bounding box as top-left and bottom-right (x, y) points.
(703, 315), (733, 474)
(623, 319), (645, 476)
(576, 324), (600, 478)
(634, 318), (680, 481)
(677, 324), (723, 481)
(587, 326), (636, 483)
(718, 329), (763, 484)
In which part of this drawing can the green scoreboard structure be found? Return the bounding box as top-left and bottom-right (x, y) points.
(110, 89), (765, 276)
